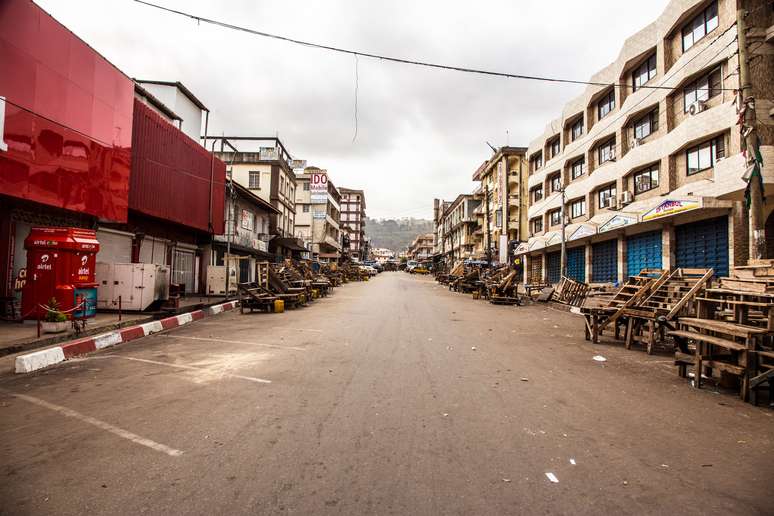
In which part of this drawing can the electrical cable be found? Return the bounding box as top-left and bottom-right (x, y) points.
(133, 0), (741, 92)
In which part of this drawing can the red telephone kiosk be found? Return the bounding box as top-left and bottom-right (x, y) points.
(21, 228), (100, 320)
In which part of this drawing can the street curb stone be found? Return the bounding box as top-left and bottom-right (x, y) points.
(14, 300), (239, 374)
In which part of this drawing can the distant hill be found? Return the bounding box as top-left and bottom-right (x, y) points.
(365, 217), (433, 252)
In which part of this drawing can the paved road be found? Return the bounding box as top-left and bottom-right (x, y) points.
(1, 272), (773, 515)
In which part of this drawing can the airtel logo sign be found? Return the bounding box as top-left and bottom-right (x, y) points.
(37, 254), (52, 271)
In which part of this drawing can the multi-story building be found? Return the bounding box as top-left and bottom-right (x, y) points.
(340, 188), (367, 260)
(295, 168), (342, 262)
(519, 0), (773, 286)
(471, 147), (529, 263)
(407, 233), (435, 261)
(213, 138), (306, 258)
(440, 194), (481, 263)
(370, 248), (395, 263)
(432, 198), (452, 257)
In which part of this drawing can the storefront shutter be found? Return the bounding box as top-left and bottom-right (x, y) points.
(675, 216), (728, 277)
(567, 247), (585, 282)
(592, 239), (618, 283)
(546, 251), (561, 284)
(626, 231), (662, 276)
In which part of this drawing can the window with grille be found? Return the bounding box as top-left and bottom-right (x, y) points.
(633, 109), (658, 140)
(571, 118), (584, 141)
(571, 158), (585, 180)
(248, 171), (260, 189)
(598, 90), (615, 120)
(598, 140), (616, 165)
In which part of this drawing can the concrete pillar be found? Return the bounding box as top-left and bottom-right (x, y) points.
(584, 243), (593, 283)
(617, 235), (627, 283)
(541, 252), (547, 283)
(662, 223), (675, 270)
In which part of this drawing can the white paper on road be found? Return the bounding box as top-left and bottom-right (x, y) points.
(592, 355), (607, 362)
(545, 472), (559, 483)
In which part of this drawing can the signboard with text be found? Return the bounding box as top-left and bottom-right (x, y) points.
(310, 172), (328, 204)
(641, 199), (700, 221)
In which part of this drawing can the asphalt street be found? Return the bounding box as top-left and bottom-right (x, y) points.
(1, 272), (773, 515)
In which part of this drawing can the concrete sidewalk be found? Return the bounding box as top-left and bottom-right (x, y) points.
(10, 300), (239, 374)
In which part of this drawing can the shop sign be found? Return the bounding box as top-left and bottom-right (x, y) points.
(529, 239), (545, 251)
(599, 214), (637, 233)
(514, 242), (530, 255)
(569, 224), (597, 241)
(641, 199), (700, 221)
(312, 211), (327, 219)
(310, 193), (328, 204)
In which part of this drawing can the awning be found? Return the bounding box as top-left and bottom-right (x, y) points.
(274, 237), (308, 252)
(318, 252), (340, 259)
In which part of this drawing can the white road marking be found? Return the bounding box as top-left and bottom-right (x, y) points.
(94, 355), (272, 384)
(269, 327), (323, 333)
(1, 389), (183, 457)
(159, 334), (306, 351)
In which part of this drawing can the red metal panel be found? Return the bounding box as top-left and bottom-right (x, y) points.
(0, 0), (133, 222)
(129, 100), (225, 234)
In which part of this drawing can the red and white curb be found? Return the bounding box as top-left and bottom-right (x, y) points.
(14, 300), (239, 374)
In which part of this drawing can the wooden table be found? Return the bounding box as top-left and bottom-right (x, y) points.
(698, 288), (774, 333)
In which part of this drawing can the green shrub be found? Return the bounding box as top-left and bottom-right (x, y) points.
(44, 297), (67, 323)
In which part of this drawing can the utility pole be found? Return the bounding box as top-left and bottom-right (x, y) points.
(559, 187), (567, 278)
(484, 183), (491, 266)
(738, 8), (765, 260)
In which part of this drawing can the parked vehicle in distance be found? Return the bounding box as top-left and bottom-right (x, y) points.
(405, 260), (418, 272)
(410, 266), (430, 275)
(359, 265), (378, 276)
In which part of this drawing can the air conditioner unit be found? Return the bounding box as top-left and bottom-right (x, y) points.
(631, 138), (643, 148)
(688, 100), (707, 116)
(609, 149), (616, 161)
(619, 191), (634, 206)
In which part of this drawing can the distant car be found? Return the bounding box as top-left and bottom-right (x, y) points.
(359, 265), (378, 276)
(411, 266), (430, 275)
(406, 260), (418, 272)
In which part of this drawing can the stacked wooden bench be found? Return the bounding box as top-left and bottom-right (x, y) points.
(552, 276), (590, 308)
(238, 282), (277, 313)
(622, 268), (713, 354)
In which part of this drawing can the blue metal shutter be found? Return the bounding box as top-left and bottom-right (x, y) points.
(626, 231), (662, 276)
(675, 216), (728, 277)
(592, 239), (618, 283)
(546, 251), (561, 284)
(566, 247), (585, 282)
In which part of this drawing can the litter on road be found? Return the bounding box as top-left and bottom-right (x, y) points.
(545, 472), (559, 483)
(592, 355), (607, 362)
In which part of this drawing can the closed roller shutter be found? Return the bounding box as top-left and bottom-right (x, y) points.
(528, 256), (543, 284)
(626, 231), (662, 277)
(546, 251), (561, 284)
(96, 229), (132, 263)
(592, 239), (617, 283)
(567, 247), (585, 282)
(675, 216), (728, 277)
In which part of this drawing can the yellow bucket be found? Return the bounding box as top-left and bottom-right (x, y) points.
(472, 291), (480, 300)
(312, 289), (319, 299)
(273, 299), (285, 313)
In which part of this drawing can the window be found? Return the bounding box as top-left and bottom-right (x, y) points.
(632, 54), (657, 91)
(633, 165), (659, 194)
(549, 209), (562, 226)
(598, 90), (615, 120)
(598, 184), (617, 209)
(571, 118), (584, 141)
(303, 204), (310, 213)
(686, 136), (724, 175)
(549, 138), (561, 158)
(683, 68), (721, 112)
(570, 198), (586, 219)
(598, 140), (616, 165)
(682, 1), (718, 52)
(531, 153), (543, 171)
(550, 173), (562, 192)
(571, 158), (585, 180)
(532, 185), (543, 203)
(532, 217), (543, 234)
(633, 109), (658, 140)
(248, 171), (260, 189)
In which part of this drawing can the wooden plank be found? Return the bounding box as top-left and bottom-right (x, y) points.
(668, 330), (747, 351)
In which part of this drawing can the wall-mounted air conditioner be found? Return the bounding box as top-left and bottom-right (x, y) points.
(631, 138), (643, 148)
(619, 191), (634, 206)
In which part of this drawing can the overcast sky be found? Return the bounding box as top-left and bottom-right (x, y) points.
(37, 0), (670, 219)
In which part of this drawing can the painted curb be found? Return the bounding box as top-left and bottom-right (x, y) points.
(14, 301), (239, 374)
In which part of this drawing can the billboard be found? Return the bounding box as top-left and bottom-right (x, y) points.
(310, 172), (328, 204)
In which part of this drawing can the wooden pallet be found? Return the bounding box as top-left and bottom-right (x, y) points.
(552, 276), (589, 307)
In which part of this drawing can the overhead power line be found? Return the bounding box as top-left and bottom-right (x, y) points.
(133, 0), (737, 92)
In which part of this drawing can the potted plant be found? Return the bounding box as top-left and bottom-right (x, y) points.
(41, 297), (68, 334)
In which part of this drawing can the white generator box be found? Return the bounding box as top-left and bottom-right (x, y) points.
(207, 265), (238, 295)
(97, 262), (170, 311)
